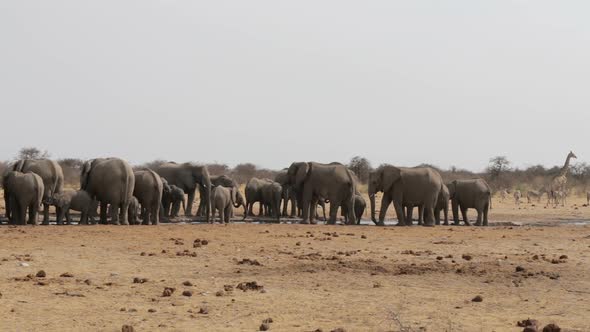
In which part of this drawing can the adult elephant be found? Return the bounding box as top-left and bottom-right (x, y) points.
(197, 175), (245, 217)
(368, 165), (443, 226)
(406, 183), (450, 226)
(9, 159), (64, 225)
(243, 177), (272, 219)
(447, 179), (492, 226)
(133, 169), (163, 225)
(286, 162), (356, 225)
(275, 169), (298, 217)
(3, 171), (44, 225)
(81, 158), (135, 225)
(154, 162), (211, 222)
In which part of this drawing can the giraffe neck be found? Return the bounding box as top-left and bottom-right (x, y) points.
(559, 155), (573, 176)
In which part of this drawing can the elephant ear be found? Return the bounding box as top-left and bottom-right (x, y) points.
(447, 181), (457, 198)
(294, 162), (310, 188)
(230, 187), (237, 204)
(80, 160), (93, 190)
(381, 166), (400, 193)
(13, 160), (26, 172)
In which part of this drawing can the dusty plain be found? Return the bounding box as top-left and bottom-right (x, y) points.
(0, 194), (589, 331)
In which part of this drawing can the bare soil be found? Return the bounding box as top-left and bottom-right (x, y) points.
(0, 195), (589, 331)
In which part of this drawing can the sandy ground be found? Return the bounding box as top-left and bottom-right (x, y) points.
(0, 195), (589, 331)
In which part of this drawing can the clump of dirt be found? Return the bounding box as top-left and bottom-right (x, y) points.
(517, 318), (539, 328)
(237, 258), (262, 266)
(462, 254), (473, 261)
(472, 295), (483, 302)
(35, 270), (46, 278)
(199, 307), (209, 314)
(182, 290), (192, 297)
(193, 239), (209, 248)
(182, 281), (193, 286)
(236, 281), (264, 292)
(162, 287), (175, 297)
(542, 323), (561, 332)
(176, 250), (198, 257)
(121, 325), (135, 332)
(133, 277), (148, 284)
(60, 272), (74, 278)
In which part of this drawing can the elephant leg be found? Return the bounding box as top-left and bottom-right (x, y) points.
(225, 205), (232, 223)
(258, 202), (263, 217)
(65, 210), (73, 225)
(42, 203), (50, 225)
(452, 200), (460, 226)
(443, 205), (449, 226)
(423, 204), (435, 227)
(28, 204), (38, 225)
(80, 211), (88, 225)
(475, 209), (483, 226)
(328, 201), (339, 225)
(99, 202), (108, 225)
(461, 207), (470, 226)
(152, 204), (160, 225)
(418, 205), (425, 226)
(483, 205), (489, 226)
(300, 188), (313, 224)
(434, 208), (440, 225)
(393, 201), (405, 226)
(378, 195), (391, 226)
(186, 191), (195, 216)
(141, 207), (150, 225)
(110, 204), (120, 225)
(406, 206), (414, 226)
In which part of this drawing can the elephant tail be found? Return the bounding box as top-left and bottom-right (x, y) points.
(47, 160), (61, 200)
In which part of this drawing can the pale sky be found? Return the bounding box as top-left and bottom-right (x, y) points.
(1, 1), (588, 171)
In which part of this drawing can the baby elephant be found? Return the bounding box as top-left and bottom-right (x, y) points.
(211, 186), (240, 223)
(128, 196), (141, 225)
(50, 190), (97, 225)
(162, 184), (186, 218)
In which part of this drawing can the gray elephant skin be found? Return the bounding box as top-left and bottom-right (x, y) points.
(341, 193), (366, 225)
(244, 177), (272, 218)
(162, 180), (186, 218)
(261, 180), (282, 221)
(133, 169), (164, 225)
(81, 158), (135, 225)
(286, 162), (356, 225)
(154, 162), (211, 222)
(368, 165), (443, 226)
(447, 179), (492, 226)
(50, 190), (97, 225)
(8, 159), (64, 224)
(128, 196), (140, 225)
(405, 184), (449, 226)
(3, 171), (44, 225)
(197, 175), (245, 217)
(211, 185), (241, 223)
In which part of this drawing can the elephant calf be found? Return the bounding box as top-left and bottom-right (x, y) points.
(162, 184), (186, 218)
(3, 171), (45, 225)
(211, 186), (240, 223)
(341, 194), (366, 225)
(50, 190), (97, 225)
(128, 197), (141, 225)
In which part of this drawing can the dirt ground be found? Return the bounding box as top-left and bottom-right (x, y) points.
(1, 195), (590, 331)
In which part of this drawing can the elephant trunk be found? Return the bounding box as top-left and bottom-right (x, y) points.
(369, 193), (377, 225)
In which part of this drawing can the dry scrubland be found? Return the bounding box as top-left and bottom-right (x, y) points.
(1, 195), (590, 331)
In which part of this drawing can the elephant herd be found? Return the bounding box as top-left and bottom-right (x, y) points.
(1, 158), (493, 227)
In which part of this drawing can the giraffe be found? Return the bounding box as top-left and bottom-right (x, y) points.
(548, 151), (577, 207)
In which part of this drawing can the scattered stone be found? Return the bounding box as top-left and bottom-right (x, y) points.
(516, 266), (526, 272)
(199, 307), (209, 314)
(462, 254), (473, 261)
(122, 325), (135, 332)
(133, 277), (148, 284)
(472, 295), (483, 302)
(237, 258), (262, 266)
(36, 270), (46, 278)
(224, 285), (234, 292)
(436, 256), (443, 261)
(517, 318), (539, 328)
(259, 323), (271, 331)
(140, 252), (146, 256)
(296, 242), (301, 246)
(215, 291), (225, 297)
(361, 235), (367, 239)
(162, 287), (175, 297)
(182, 290), (193, 297)
(148, 308), (156, 313)
(60, 272), (74, 278)
(236, 281), (264, 292)
(84, 279), (92, 285)
(542, 323), (561, 332)
(182, 281), (193, 286)
(559, 255), (568, 260)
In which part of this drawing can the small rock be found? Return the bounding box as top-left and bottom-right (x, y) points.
(133, 277), (148, 284)
(517, 318), (539, 328)
(60, 272), (74, 278)
(462, 254), (473, 261)
(148, 308), (156, 313)
(182, 290), (193, 297)
(122, 325), (135, 332)
(162, 287), (175, 297)
(182, 281), (193, 286)
(215, 290), (225, 297)
(559, 255), (568, 260)
(542, 323), (561, 332)
(259, 323), (271, 331)
(361, 235), (367, 239)
(199, 307), (209, 314)
(516, 266), (526, 272)
(84, 279), (92, 285)
(472, 295), (483, 302)
(36, 270), (46, 278)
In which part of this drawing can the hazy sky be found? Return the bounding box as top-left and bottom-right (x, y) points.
(1, 1), (588, 171)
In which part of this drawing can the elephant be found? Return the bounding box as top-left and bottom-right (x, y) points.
(211, 185), (240, 223)
(2, 171), (44, 225)
(128, 196), (140, 225)
(243, 177), (273, 219)
(275, 169), (298, 217)
(341, 193), (366, 225)
(368, 165), (443, 226)
(49, 190), (97, 225)
(8, 159), (64, 224)
(261, 180), (282, 222)
(81, 158), (135, 225)
(405, 183), (449, 226)
(197, 175), (245, 217)
(286, 162), (356, 225)
(161, 180), (186, 218)
(447, 179), (492, 226)
(133, 169), (164, 225)
(154, 162), (211, 222)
